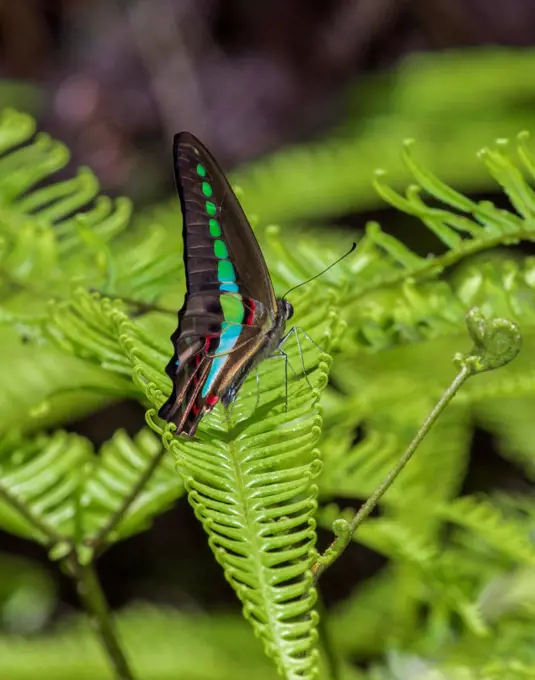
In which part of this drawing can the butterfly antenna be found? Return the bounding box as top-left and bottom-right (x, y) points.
(282, 242), (356, 300)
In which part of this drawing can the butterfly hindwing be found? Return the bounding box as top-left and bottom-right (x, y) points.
(159, 297), (271, 435)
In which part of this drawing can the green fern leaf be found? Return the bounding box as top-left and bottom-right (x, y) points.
(349, 131), (535, 302)
(230, 50), (535, 226)
(0, 108), (139, 433)
(0, 427), (183, 553)
(79, 428), (183, 548)
(0, 430), (89, 543)
(474, 397), (535, 480)
(138, 295), (338, 680)
(438, 496), (535, 565)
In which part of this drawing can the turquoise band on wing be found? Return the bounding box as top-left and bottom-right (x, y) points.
(201, 322), (241, 396)
(220, 282), (239, 292)
(194, 163), (245, 397)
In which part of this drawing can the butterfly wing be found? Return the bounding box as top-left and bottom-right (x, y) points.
(158, 132), (278, 436)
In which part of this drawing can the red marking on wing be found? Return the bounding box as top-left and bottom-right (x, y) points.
(245, 298), (256, 326)
(203, 334), (217, 351)
(206, 394), (219, 407)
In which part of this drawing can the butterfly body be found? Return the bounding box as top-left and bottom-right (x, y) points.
(159, 132), (293, 437)
(219, 298), (293, 408)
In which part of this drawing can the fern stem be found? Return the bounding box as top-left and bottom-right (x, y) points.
(69, 558), (136, 680)
(89, 288), (175, 316)
(313, 365), (471, 582)
(88, 448), (167, 555)
(348, 228), (535, 305)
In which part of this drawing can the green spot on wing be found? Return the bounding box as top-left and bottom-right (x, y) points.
(206, 201), (216, 216)
(209, 219), (221, 237)
(196, 164), (206, 177)
(218, 259), (235, 282)
(221, 294), (244, 323)
(214, 239), (229, 258)
(202, 182), (213, 197)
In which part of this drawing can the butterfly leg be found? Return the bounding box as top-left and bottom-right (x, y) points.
(266, 352), (298, 379)
(265, 351), (298, 411)
(296, 327), (327, 355)
(279, 327), (314, 390)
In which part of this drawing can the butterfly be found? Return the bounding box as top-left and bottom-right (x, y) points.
(158, 132), (296, 438)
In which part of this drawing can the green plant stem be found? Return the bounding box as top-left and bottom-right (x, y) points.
(313, 364), (471, 583)
(69, 558), (135, 680)
(90, 288), (175, 315)
(348, 228), (535, 305)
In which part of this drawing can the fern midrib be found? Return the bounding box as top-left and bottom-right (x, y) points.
(349, 226), (535, 303)
(228, 436), (289, 666)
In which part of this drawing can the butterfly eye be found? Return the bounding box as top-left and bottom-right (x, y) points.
(284, 300), (294, 320)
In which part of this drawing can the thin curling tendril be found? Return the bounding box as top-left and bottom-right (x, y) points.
(313, 306), (522, 583)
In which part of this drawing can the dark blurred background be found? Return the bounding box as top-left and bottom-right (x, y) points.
(1, 0), (534, 634)
(4, 0), (535, 201)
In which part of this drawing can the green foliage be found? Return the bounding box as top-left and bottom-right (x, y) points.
(232, 48), (535, 224)
(1, 86), (535, 680)
(0, 606), (368, 680)
(0, 553), (55, 634)
(0, 427), (183, 554)
(154, 329), (331, 678)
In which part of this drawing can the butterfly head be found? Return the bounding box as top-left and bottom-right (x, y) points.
(282, 299), (294, 321)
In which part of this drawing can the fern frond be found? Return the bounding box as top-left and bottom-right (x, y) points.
(229, 50), (535, 226)
(0, 108), (141, 433)
(138, 296), (339, 680)
(320, 393), (471, 510)
(78, 428), (183, 550)
(0, 427), (183, 554)
(253, 128), (535, 321)
(345, 131), (535, 304)
(162, 380), (324, 679)
(438, 496), (535, 565)
(0, 430), (87, 544)
(0, 109), (131, 297)
(474, 397), (535, 480)
(111, 223), (182, 301)
(34, 292), (135, 380)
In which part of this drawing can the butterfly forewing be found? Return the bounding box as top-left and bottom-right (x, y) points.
(175, 132), (277, 306)
(159, 132), (280, 436)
